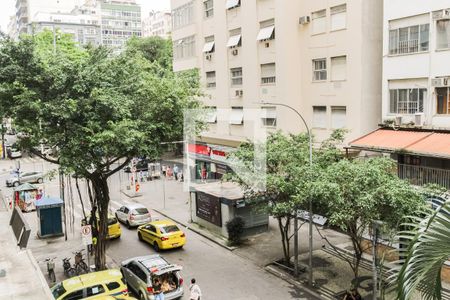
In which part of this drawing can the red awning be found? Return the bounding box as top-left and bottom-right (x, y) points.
(349, 129), (450, 159)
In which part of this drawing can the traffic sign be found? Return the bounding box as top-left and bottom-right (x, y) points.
(81, 225), (92, 246)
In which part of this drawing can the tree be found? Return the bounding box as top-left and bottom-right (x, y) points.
(227, 130), (344, 265)
(0, 33), (201, 269)
(393, 191), (449, 300)
(316, 157), (426, 280)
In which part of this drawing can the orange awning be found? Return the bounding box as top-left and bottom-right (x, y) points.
(350, 129), (450, 159)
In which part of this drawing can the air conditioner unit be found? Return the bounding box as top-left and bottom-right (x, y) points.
(232, 49), (238, 56)
(415, 113), (425, 126)
(395, 115), (402, 126)
(205, 54), (212, 60)
(235, 90), (243, 97)
(432, 77), (450, 87)
(299, 16), (311, 25)
(433, 9), (450, 20)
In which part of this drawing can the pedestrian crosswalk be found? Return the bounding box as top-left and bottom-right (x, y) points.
(63, 197), (133, 220)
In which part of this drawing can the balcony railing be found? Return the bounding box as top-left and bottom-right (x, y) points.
(398, 164), (450, 190)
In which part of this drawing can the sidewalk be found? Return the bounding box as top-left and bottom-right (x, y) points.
(0, 191), (53, 300)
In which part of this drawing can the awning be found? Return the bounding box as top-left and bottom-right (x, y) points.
(226, 34), (241, 48)
(202, 41), (215, 53)
(206, 110), (217, 123)
(260, 107), (277, 118)
(257, 25), (275, 41)
(226, 0), (240, 10)
(230, 108), (244, 125)
(349, 129), (450, 159)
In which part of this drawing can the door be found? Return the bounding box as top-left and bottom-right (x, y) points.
(116, 206), (127, 222)
(142, 224), (158, 244)
(40, 207), (62, 236)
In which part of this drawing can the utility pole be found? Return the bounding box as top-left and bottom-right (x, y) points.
(372, 220), (383, 300)
(1, 122), (5, 159)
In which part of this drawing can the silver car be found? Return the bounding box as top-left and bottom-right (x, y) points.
(6, 171), (44, 187)
(115, 203), (151, 229)
(121, 255), (183, 300)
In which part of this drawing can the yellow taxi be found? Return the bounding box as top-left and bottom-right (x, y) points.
(82, 214), (121, 239)
(137, 219), (186, 251)
(95, 296), (137, 300)
(51, 269), (128, 300)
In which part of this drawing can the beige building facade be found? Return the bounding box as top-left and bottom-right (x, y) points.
(171, 0), (383, 146)
(142, 11), (172, 38)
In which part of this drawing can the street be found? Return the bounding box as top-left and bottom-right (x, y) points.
(0, 156), (316, 300)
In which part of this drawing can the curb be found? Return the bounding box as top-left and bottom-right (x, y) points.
(264, 265), (326, 300)
(152, 208), (236, 251)
(25, 249), (54, 299)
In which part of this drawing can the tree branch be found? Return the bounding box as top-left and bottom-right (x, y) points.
(105, 157), (132, 178)
(29, 148), (59, 164)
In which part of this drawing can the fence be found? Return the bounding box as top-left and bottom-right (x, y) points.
(398, 164), (450, 190)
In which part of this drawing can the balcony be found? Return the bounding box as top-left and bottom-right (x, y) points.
(398, 164), (450, 190)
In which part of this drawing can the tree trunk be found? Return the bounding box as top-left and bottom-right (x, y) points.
(278, 216), (291, 265)
(90, 173), (110, 270)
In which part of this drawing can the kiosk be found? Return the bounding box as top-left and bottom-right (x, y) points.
(35, 197), (64, 238)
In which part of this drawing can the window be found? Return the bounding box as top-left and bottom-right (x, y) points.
(230, 107), (244, 125)
(86, 285), (105, 297)
(206, 71), (216, 88)
(313, 58), (327, 81)
(330, 56), (346, 81)
(230, 67), (243, 86)
(203, 36), (215, 53)
(173, 35), (195, 60)
(227, 28), (242, 47)
(172, 2), (194, 29)
(226, 0), (240, 10)
(63, 290), (84, 300)
(261, 63), (276, 84)
(106, 282), (121, 291)
(330, 4), (346, 31)
(312, 9), (326, 35)
(331, 106), (346, 129)
(204, 0), (213, 18)
(389, 88), (426, 114)
(436, 87), (450, 114)
(257, 19), (275, 41)
(437, 20), (450, 49)
(389, 24), (429, 54)
(261, 107), (277, 127)
(313, 106), (327, 128)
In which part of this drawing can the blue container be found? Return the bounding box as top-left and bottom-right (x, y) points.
(35, 197), (64, 238)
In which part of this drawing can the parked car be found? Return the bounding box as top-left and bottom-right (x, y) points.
(115, 204), (151, 229)
(120, 255), (183, 300)
(137, 220), (186, 252)
(124, 159), (150, 173)
(6, 128), (16, 135)
(82, 214), (122, 239)
(6, 171), (44, 187)
(51, 269), (128, 300)
(7, 148), (22, 159)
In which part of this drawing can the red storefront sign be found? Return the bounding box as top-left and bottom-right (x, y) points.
(187, 144), (211, 156)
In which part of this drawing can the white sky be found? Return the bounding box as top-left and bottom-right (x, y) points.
(0, 0), (171, 33)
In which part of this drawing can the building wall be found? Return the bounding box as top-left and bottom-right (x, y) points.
(383, 0), (450, 129)
(142, 11), (172, 38)
(171, 0), (383, 145)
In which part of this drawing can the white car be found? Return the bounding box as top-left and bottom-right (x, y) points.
(8, 148), (22, 159)
(115, 203), (151, 229)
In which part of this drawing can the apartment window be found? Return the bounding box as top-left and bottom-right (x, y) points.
(172, 2), (194, 29)
(331, 106), (346, 129)
(227, 28), (242, 48)
(226, 0), (240, 10)
(173, 35), (196, 60)
(206, 106), (217, 123)
(261, 63), (276, 84)
(204, 0), (214, 18)
(312, 9), (326, 35)
(389, 88), (426, 114)
(313, 106), (327, 128)
(257, 19), (275, 41)
(230, 107), (244, 125)
(261, 107), (277, 127)
(389, 24), (429, 54)
(230, 67), (243, 86)
(203, 36), (215, 53)
(330, 4), (346, 31)
(436, 87), (450, 114)
(313, 58), (327, 81)
(206, 71), (216, 88)
(330, 56), (346, 81)
(437, 20), (450, 49)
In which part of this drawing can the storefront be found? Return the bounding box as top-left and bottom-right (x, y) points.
(187, 143), (233, 181)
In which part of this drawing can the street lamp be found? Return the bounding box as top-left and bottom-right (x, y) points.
(259, 101), (314, 286)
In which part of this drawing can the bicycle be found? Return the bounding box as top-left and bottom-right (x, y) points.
(43, 257), (56, 283)
(73, 249), (89, 275)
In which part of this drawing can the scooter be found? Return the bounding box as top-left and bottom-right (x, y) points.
(44, 257), (56, 283)
(62, 257), (77, 278)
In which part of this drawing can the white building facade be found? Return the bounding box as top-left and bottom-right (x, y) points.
(383, 0), (450, 129)
(142, 11), (172, 39)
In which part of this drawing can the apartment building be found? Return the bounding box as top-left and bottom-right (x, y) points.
(142, 11), (172, 39)
(350, 0), (450, 190)
(100, 0), (142, 47)
(171, 0), (383, 180)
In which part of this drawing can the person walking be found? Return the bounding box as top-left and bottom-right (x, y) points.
(173, 164), (179, 180)
(166, 166), (173, 180)
(189, 278), (202, 300)
(153, 278), (165, 300)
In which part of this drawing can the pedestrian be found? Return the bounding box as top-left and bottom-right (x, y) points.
(189, 278), (202, 300)
(166, 166), (173, 180)
(153, 278), (164, 300)
(173, 164), (179, 180)
(162, 165), (167, 177)
(201, 164), (207, 183)
(139, 170), (144, 182)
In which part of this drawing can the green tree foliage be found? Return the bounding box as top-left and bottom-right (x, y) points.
(0, 32), (201, 269)
(316, 157), (426, 279)
(227, 130), (344, 264)
(126, 36), (172, 70)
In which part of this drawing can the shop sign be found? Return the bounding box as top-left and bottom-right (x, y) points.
(196, 192), (222, 227)
(210, 149), (227, 162)
(188, 144), (211, 158)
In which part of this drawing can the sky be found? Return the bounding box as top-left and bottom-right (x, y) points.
(0, 0), (171, 33)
